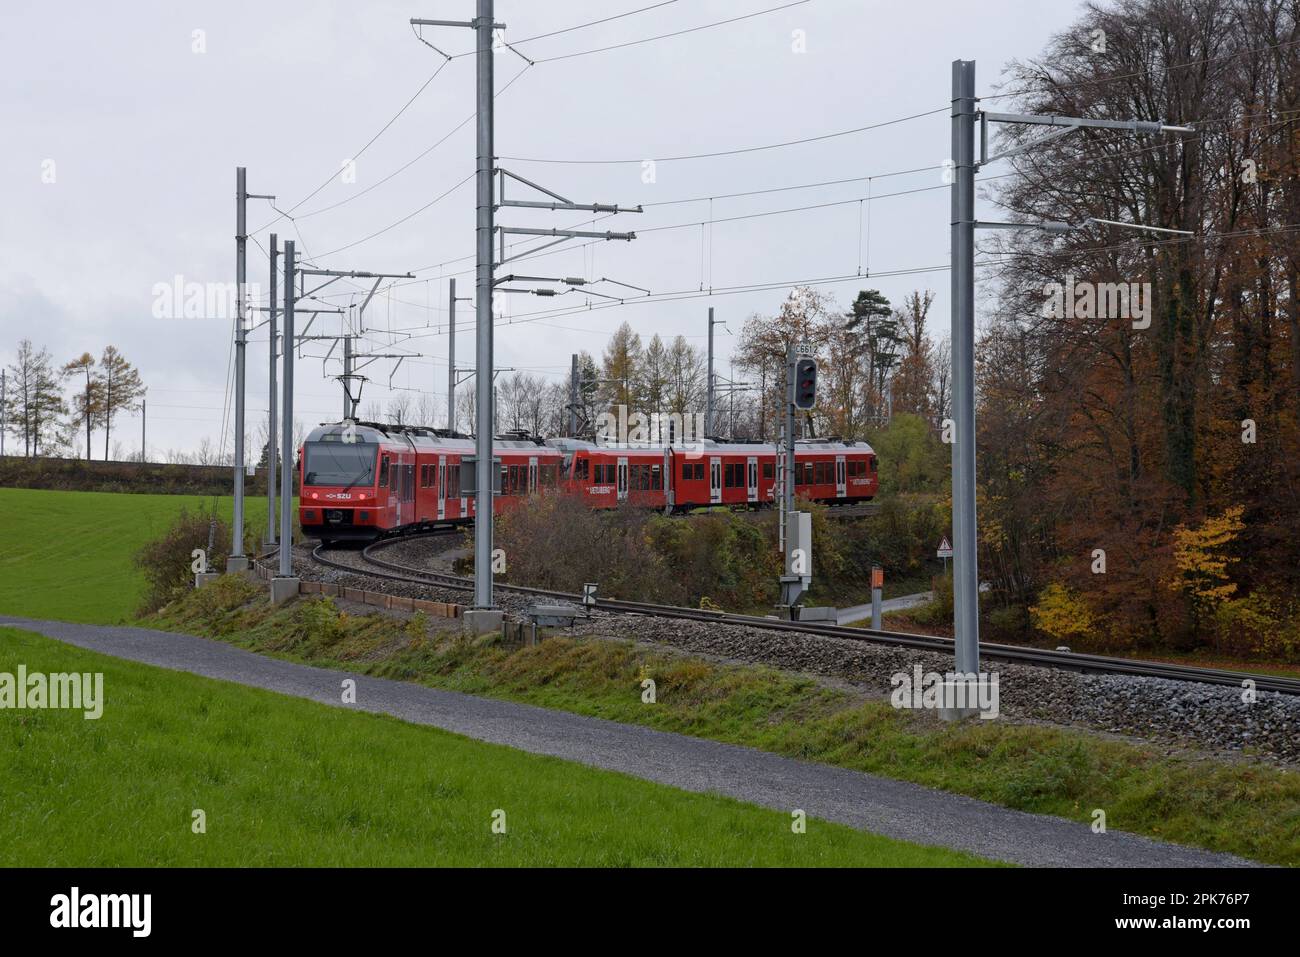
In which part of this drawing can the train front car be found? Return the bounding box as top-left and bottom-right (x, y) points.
(299, 423), (407, 543)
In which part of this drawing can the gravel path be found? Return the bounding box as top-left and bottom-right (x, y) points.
(0, 615), (1259, 867)
(837, 592), (933, 624)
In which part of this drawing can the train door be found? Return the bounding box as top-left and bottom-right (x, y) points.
(394, 456), (403, 527)
(663, 448), (675, 512)
(437, 455), (446, 521)
(528, 456), (538, 494)
(616, 456), (628, 503)
(746, 456), (758, 503)
(380, 455), (392, 523)
(709, 457), (722, 505)
(835, 455), (846, 499)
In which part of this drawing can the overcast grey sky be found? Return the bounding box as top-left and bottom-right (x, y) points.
(0, 0), (1084, 457)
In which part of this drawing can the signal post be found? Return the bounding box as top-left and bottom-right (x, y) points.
(778, 344), (817, 617)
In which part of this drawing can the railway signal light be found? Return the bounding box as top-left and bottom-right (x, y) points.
(793, 357), (817, 410)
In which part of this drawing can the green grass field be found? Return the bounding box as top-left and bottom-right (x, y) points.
(0, 487), (285, 623)
(0, 626), (988, 867)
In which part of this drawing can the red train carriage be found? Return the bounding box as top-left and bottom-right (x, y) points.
(299, 423), (411, 542)
(299, 423), (562, 542)
(787, 438), (879, 505)
(548, 437), (877, 512)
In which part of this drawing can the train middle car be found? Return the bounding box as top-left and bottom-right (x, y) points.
(299, 422), (878, 542)
(298, 422), (563, 543)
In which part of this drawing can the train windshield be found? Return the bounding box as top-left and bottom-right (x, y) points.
(303, 442), (376, 488)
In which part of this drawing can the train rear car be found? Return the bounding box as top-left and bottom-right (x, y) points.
(791, 439), (878, 504)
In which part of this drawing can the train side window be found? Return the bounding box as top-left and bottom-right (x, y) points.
(651, 465), (661, 490)
(379, 456), (389, 487)
(762, 462), (774, 480)
(695, 463), (705, 481)
(575, 457), (589, 481)
(449, 465), (460, 497)
(682, 463), (692, 481)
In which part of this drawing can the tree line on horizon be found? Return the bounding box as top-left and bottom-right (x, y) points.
(2, 340), (145, 460)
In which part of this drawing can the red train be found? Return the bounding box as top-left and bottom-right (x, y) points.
(298, 422), (877, 543)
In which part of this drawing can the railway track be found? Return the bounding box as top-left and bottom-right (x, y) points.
(307, 535), (1300, 697)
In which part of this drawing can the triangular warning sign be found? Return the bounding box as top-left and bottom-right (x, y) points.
(939, 536), (951, 551)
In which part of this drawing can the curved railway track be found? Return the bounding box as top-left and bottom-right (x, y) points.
(307, 534), (1300, 697)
